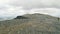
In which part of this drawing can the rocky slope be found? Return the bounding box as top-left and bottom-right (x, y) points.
(0, 13), (60, 34)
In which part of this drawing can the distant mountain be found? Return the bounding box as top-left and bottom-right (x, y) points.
(0, 13), (60, 34)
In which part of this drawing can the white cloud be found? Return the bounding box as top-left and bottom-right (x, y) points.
(30, 8), (60, 17)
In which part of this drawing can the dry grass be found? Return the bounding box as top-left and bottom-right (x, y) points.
(0, 13), (60, 34)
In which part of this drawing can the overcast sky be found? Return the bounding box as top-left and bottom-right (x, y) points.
(0, 0), (60, 20)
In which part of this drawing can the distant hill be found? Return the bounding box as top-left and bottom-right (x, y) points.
(0, 13), (60, 34)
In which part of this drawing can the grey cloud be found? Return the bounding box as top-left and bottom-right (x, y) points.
(8, 0), (60, 9)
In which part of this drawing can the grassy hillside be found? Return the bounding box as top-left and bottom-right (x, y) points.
(0, 13), (60, 34)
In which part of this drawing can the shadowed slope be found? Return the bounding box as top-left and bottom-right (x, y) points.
(15, 16), (29, 19)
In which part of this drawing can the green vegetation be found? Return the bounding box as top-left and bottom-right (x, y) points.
(0, 13), (60, 34)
